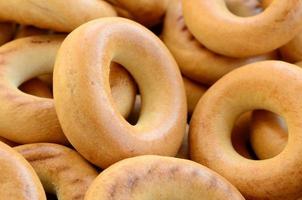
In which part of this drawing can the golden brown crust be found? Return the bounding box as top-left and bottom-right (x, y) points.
(0, 0), (117, 32)
(15, 143), (98, 200)
(84, 155), (244, 200)
(182, 0), (302, 57)
(162, 0), (276, 85)
(0, 142), (46, 200)
(190, 61), (302, 199)
(54, 18), (187, 168)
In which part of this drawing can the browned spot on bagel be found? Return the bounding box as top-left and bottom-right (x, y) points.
(72, 194), (84, 200)
(70, 178), (84, 185)
(169, 165), (180, 175)
(26, 152), (62, 162)
(56, 165), (70, 173)
(181, 25), (188, 32)
(207, 175), (218, 190)
(177, 15), (183, 21)
(108, 184), (117, 198)
(127, 175), (140, 191)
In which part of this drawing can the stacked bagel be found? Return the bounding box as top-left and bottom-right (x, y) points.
(0, 0), (301, 199)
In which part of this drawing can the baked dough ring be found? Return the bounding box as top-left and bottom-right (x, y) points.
(0, 35), (136, 144)
(84, 155), (244, 200)
(106, 0), (169, 27)
(54, 18), (187, 168)
(182, 0), (302, 57)
(162, 0), (275, 85)
(0, 141), (46, 199)
(15, 143), (98, 200)
(190, 61), (302, 199)
(0, 0), (116, 32)
(0, 23), (15, 46)
(250, 110), (287, 159)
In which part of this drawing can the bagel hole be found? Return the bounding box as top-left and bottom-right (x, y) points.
(225, 0), (262, 17)
(250, 110), (288, 160)
(18, 74), (53, 98)
(231, 110), (288, 160)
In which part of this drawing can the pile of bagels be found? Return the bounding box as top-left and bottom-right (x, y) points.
(0, 0), (301, 199)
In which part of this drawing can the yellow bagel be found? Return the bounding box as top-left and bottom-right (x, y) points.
(15, 143), (98, 200)
(162, 0), (275, 85)
(0, 0), (116, 32)
(84, 155), (244, 200)
(107, 0), (169, 27)
(250, 110), (287, 160)
(54, 18), (187, 168)
(190, 61), (302, 199)
(0, 35), (136, 144)
(182, 0), (302, 57)
(0, 141), (46, 199)
(0, 23), (15, 46)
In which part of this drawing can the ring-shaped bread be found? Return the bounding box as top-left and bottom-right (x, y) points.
(190, 60), (302, 199)
(53, 18), (187, 168)
(182, 0), (302, 57)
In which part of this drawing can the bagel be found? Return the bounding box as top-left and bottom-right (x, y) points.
(182, 0), (302, 57)
(190, 60), (302, 199)
(106, 0), (169, 27)
(162, 0), (276, 85)
(53, 18), (187, 168)
(0, 0), (116, 32)
(15, 143), (98, 200)
(84, 155), (244, 200)
(0, 141), (46, 199)
(0, 23), (15, 46)
(19, 78), (53, 98)
(250, 110), (287, 160)
(0, 35), (136, 144)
